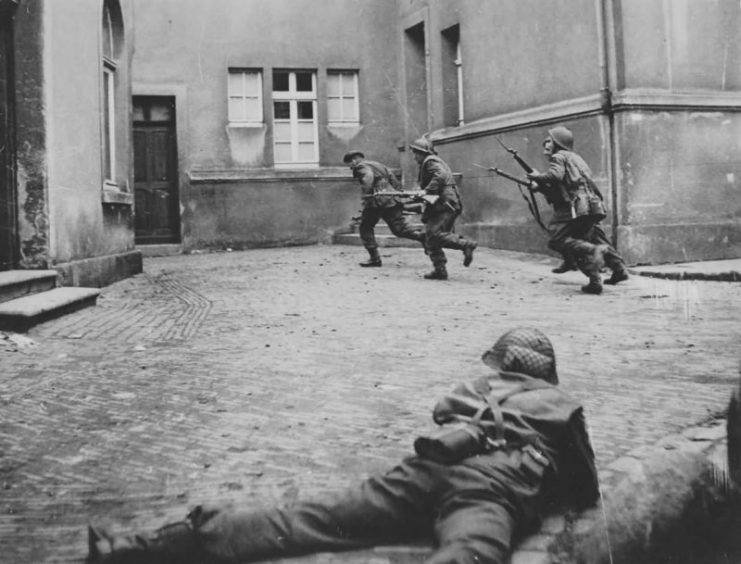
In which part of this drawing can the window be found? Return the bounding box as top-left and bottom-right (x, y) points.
(102, 1), (118, 183)
(228, 69), (263, 125)
(101, 0), (128, 203)
(272, 70), (318, 167)
(327, 71), (359, 126)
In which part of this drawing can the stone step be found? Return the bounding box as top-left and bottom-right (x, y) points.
(0, 270), (59, 305)
(0, 287), (101, 332)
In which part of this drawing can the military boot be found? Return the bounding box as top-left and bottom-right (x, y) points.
(602, 248), (629, 285)
(424, 264), (448, 280)
(462, 241), (477, 267)
(552, 260), (577, 274)
(605, 268), (629, 285)
(87, 521), (202, 564)
(359, 248), (382, 267)
(581, 275), (603, 295)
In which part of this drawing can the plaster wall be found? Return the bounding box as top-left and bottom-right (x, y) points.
(398, 0), (603, 126)
(44, 0), (134, 264)
(132, 0), (404, 249)
(616, 0), (741, 92)
(13, 0), (139, 284)
(186, 171), (360, 250)
(615, 111), (741, 264)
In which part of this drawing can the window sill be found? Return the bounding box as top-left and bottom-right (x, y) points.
(102, 185), (134, 205)
(227, 122), (265, 129)
(327, 122), (361, 128)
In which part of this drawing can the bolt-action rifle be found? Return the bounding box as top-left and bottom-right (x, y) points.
(484, 137), (551, 232)
(495, 136), (534, 174)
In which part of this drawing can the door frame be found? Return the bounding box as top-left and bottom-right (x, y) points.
(132, 85), (188, 248)
(133, 94), (181, 245)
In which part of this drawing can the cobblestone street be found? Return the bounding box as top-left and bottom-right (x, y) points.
(1, 244), (740, 563)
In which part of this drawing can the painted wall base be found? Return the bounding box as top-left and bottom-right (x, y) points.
(54, 250), (143, 288)
(618, 222), (741, 266)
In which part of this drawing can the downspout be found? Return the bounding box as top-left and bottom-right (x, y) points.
(596, 0), (620, 247)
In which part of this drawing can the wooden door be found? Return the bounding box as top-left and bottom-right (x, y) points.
(133, 96), (180, 244)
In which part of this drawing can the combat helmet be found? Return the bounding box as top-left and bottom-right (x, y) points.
(481, 327), (558, 384)
(342, 149), (365, 164)
(409, 136), (436, 155)
(547, 126), (574, 151)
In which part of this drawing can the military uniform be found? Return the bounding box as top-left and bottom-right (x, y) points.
(410, 138), (477, 280)
(346, 151), (424, 267)
(529, 127), (627, 293)
(87, 328), (599, 564)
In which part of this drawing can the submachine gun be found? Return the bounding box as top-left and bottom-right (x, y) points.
(476, 137), (550, 232)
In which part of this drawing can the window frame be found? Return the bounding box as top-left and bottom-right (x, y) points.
(100, 0), (131, 204)
(327, 70), (360, 127)
(272, 70), (319, 168)
(227, 68), (264, 127)
(102, 62), (116, 183)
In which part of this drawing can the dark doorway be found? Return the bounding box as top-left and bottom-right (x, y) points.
(404, 21), (428, 137)
(0, 13), (16, 270)
(133, 96), (180, 244)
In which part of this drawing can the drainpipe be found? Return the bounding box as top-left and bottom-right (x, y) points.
(596, 0), (620, 248)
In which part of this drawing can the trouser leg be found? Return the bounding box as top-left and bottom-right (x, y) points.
(589, 223), (626, 271)
(359, 207), (381, 250)
(192, 458), (436, 562)
(549, 218), (605, 293)
(426, 452), (545, 564)
(423, 210), (476, 275)
(382, 205), (425, 244)
(588, 223), (628, 284)
(358, 207), (383, 266)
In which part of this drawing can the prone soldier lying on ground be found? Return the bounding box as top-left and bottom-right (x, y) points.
(87, 327), (599, 564)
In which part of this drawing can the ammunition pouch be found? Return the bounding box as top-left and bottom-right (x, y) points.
(587, 193), (607, 220)
(414, 406), (490, 464)
(572, 191), (606, 221)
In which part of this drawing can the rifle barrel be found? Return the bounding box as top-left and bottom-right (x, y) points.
(490, 167), (532, 188)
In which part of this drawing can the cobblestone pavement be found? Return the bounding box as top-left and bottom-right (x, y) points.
(1, 245), (740, 563)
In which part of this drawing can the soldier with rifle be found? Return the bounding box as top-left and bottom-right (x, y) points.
(490, 128), (628, 294)
(409, 137), (477, 281)
(343, 150), (425, 267)
(526, 127), (628, 293)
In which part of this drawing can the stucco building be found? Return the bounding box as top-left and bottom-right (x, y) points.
(131, 0), (403, 252)
(131, 0), (741, 265)
(415, 0), (741, 265)
(0, 0), (141, 286)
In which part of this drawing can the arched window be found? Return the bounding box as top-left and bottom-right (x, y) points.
(102, 0), (124, 186)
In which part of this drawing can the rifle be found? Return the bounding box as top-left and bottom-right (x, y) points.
(488, 167), (532, 189)
(495, 136), (534, 174)
(474, 163), (551, 233)
(362, 191), (440, 205)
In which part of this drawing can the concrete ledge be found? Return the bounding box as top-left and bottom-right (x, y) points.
(544, 419), (729, 564)
(54, 250), (143, 288)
